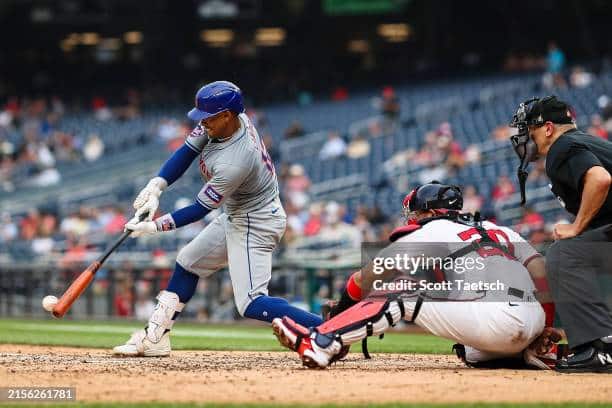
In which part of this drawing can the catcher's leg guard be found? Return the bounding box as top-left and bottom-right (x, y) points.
(113, 290), (185, 357)
(317, 293), (417, 347)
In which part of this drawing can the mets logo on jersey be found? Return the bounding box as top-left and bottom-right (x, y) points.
(204, 185), (223, 204)
(199, 156), (212, 180)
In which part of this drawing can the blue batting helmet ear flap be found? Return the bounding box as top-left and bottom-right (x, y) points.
(187, 80), (245, 121)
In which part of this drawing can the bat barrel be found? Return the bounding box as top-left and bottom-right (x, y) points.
(52, 262), (100, 318)
(51, 213), (144, 318)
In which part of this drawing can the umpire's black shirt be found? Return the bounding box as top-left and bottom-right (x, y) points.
(546, 128), (612, 229)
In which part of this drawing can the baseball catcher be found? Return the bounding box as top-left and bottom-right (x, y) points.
(272, 182), (564, 369)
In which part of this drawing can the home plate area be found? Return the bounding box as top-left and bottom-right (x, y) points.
(1, 344), (610, 404)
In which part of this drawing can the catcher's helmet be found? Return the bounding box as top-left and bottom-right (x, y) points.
(403, 181), (463, 216)
(187, 80), (245, 121)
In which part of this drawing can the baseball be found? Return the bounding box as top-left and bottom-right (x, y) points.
(42, 295), (58, 312)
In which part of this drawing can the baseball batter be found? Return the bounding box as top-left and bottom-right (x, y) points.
(113, 81), (322, 357)
(272, 182), (560, 369)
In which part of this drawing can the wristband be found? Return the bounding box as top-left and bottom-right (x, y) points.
(154, 213), (177, 232)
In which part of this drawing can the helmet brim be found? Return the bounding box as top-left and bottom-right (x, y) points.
(187, 108), (220, 121)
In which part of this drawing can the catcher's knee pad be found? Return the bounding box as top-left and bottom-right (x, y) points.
(316, 295), (416, 346)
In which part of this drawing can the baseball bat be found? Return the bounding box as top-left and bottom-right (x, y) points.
(52, 213), (148, 318)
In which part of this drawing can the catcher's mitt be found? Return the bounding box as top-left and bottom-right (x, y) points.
(528, 327), (564, 355)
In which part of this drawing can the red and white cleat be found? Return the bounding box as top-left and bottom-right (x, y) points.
(272, 316), (309, 351)
(272, 317), (343, 369)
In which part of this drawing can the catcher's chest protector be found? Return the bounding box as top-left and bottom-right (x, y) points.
(388, 223), (422, 242)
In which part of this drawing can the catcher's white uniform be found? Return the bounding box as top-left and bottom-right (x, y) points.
(273, 215), (547, 367)
(389, 218), (545, 361)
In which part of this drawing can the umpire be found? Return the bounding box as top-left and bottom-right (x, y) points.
(510, 95), (612, 372)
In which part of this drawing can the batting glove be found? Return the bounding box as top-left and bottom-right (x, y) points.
(124, 218), (158, 237)
(133, 177), (167, 221)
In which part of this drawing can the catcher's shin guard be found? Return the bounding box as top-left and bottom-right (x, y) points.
(317, 293), (417, 347)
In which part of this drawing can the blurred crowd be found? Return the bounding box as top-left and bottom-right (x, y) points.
(0, 205), (128, 256)
(0, 96), (70, 192)
(4, 42), (612, 320)
(382, 121), (481, 188)
(280, 162), (394, 247)
(102, 259), (239, 322)
(0, 91), (147, 192)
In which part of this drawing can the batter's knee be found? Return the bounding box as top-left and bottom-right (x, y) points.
(176, 248), (196, 272)
(236, 297), (250, 317)
(236, 291), (267, 317)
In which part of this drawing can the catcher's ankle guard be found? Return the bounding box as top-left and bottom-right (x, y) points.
(313, 331), (339, 348)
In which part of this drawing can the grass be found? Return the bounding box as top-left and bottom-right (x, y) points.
(1, 404), (610, 408)
(0, 318), (453, 354)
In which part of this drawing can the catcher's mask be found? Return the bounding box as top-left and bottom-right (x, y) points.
(402, 181), (463, 221)
(509, 95), (573, 205)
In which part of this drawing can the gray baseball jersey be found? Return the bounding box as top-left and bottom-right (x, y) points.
(178, 113), (286, 315)
(185, 113), (278, 216)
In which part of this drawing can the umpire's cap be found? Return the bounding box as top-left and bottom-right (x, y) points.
(188, 80), (245, 121)
(510, 95), (574, 128)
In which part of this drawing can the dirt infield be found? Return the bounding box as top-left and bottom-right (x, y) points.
(1, 344), (611, 405)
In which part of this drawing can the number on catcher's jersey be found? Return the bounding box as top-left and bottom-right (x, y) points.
(457, 227), (515, 259)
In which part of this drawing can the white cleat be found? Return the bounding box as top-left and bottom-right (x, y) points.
(112, 329), (171, 357)
(113, 290), (184, 357)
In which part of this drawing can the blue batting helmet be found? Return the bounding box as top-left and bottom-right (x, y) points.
(187, 80), (245, 121)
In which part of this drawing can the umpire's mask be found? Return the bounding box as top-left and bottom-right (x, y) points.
(510, 96), (573, 205)
(510, 99), (539, 205)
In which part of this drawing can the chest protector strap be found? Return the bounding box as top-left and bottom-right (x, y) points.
(390, 212), (515, 260)
(446, 212), (516, 261)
